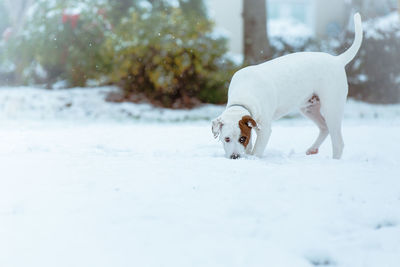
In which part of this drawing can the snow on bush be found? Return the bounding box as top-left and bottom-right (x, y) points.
(364, 12), (400, 40)
(3, 0), (112, 87)
(269, 19), (314, 50)
(338, 12), (400, 103)
(266, 19), (321, 62)
(2, 0), (236, 108)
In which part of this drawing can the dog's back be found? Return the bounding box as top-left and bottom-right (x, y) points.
(229, 52), (344, 118)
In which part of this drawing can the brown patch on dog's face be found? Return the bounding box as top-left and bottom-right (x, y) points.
(238, 115), (257, 148)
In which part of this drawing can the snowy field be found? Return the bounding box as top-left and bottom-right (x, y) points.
(1, 87), (400, 267)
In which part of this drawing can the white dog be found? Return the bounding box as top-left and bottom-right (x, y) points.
(212, 13), (363, 159)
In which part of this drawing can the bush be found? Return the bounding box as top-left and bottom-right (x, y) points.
(339, 13), (400, 103)
(268, 20), (322, 58)
(5, 0), (111, 87)
(3, 0), (237, 108)
(103, 4), (237, 108)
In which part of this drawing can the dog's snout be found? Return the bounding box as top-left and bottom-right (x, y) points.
(230, 154), (240, 159)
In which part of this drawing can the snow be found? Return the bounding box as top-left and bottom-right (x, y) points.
(363, 12), (400, 40)
(137, 0), (153, 10)
(2, 86), (400, 122)
(1, 86), (400, 267)
(269, 18), (313, 40)
(268, 18), (314, 52)
(0, 87), (223, 123)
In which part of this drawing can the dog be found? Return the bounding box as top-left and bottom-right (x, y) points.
(212, 13), (363, 159)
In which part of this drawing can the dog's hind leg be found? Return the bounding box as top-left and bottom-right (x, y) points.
(300, 96), (329, 155)
(319, 92), (347, 159)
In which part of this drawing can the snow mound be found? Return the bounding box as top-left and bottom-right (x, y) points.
(0, 86), (400, 123)
(0, 86), (223, 123)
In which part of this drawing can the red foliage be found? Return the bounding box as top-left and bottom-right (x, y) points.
(2, 27), (13, 42)
(62, 11), (80, 29)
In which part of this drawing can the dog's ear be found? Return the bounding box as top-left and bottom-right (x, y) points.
(240, 115), (260, 131)
(211, 117), (223, 139)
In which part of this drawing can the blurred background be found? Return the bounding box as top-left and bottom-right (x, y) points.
(0, 0), (399, 109)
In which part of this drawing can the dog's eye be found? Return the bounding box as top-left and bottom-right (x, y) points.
(225, 137), (230, 143)
(239, 136), (246, 143)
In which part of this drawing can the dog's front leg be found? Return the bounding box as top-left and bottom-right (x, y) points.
(252, 125), (271, 157)
(245, 140), (253, 154)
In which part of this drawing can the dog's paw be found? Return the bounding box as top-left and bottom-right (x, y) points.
(306, 148), (319, 155)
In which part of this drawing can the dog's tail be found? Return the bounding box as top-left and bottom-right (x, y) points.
(338, 13), (363, 65)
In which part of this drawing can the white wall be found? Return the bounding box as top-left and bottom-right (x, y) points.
(313, 0), (347, 38)
(207, 0), (243, 55)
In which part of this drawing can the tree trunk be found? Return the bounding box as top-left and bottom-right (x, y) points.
(243, 0), (270, 65)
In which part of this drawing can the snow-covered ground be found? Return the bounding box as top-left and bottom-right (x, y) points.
(1, 87), (400, 267)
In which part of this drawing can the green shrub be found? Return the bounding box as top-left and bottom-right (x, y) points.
(5, 0), (111, 87)
(103, 5), (237, 108)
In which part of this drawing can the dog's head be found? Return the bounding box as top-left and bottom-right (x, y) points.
(212, 115), (258, 159)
